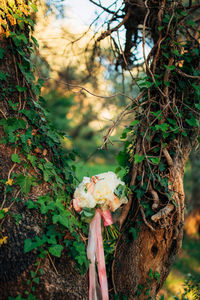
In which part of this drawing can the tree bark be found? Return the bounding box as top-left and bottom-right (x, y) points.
(0, 1), (199, 299)
(0, 1), (88, 299)
(113, 146), (191, 299)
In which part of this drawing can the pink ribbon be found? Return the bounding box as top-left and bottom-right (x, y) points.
(87, 209), (113, 300)
(73, 176), (113, 300)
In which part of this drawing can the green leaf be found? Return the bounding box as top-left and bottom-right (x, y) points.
(187, 19), (195, 27)
(149, 268), (154, 279)
(116, 151), (129, 167)
(30, 3), (38, 12)
(149, 157), (160, 165)
(186, 115), (199, 127)
(33, 277), (40, 284)
(0, 210), (6, 220)
(134, 153), (145, 164)
(164, 81), (170, 87)
(130, 120), (140, 126)
(158, 26), (164, 31)
(18, 33), (28, 44)
(16, 85), (27, 92)
(195, 103), (200, 110)
(0, 48), (5, 59)
(154, 271), (160, 283)
(139, 80), (154, 88)
(164, 65), (175, 71)
(30, 271), (36, 278)
(49, 244), (63, 258)
(27, 154), (37, 166)
(8, 100), (18, 111)
(180, 10), (187, 16)
(114, 184), (127, 198)
(151, 110), (162, 120)
(16, 175), (36, 195)
(24, 238), (36, 253)
(129, 227), (139, 241)
(155, 123), (169, 132)
(11, 153), (21, 163)
(53, 211), (72, 228)
(172, 49), (180, 56)
(82, 207), (95, 218)
(0, 70), (8, 81)
(31, 36), (39, 47)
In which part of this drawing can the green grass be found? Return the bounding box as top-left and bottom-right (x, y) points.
(159, 235), (200, 299)
(74, 162), (125, 182)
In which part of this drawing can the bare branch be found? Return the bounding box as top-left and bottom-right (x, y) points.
(89, 0), (117, 15)
(140, 206), (155, 232)
(97, 11), (130, 42)
(151, 204), (174, 222)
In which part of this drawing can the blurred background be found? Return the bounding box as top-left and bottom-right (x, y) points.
(32, 1), (200, 298)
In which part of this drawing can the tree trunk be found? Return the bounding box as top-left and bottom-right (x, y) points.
(0, 1), (88, 299)
(113, 146), (191, 299)
(0, 1), (199, 300)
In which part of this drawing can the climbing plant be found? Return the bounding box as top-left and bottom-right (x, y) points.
(0, 0), (200, 299)
(0, 1), (91, 298)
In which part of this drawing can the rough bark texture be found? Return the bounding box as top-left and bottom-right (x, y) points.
(0, 2), (88, 299)
(0, 0), (199, 299)
(113, 149), (191, 299)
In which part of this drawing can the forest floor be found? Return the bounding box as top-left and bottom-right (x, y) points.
(75, 162), (200, 300)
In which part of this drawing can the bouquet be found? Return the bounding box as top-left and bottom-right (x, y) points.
(73, 172), (128, 300)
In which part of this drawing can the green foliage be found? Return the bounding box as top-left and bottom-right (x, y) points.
(48, 244), (63, 258)
(0, 5), (91, 299)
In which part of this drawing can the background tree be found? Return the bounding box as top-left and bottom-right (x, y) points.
(0, 1), (200, 300)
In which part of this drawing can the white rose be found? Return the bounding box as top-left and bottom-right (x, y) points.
(74, 177), (96, 208)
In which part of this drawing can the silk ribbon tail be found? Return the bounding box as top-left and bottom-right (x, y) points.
(101, 209), (113, 227)
(96, 210), (109, 300)
(87, 214), (98, 300)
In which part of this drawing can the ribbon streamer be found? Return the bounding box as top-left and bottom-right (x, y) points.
(87, 209), (113, 300)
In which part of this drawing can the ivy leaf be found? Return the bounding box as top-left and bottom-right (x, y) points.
(48, 244), (63, 258)
(30, 3), (38, 12)
(149, 157), (160, 165)
(172, 49), (181, 56)
(116, 151), (129, 167)
(0, 70), (9, 81)
(195, 103), (200, 110)
(18, 33), (28, 44)
(8, 100), (18, 111)
(129, 227), (139, 241)
(0, 210), (6, 220)
(73, 241), (87, 266)
(53, 211), (73, 230)
(134, 153), (145, 164)
(33, 277), (40, 284)
(114, 184), (127, 198)
(24, 238), (36, 253)
(155, 123), (169, 132)
(164, 65), (175, 70)
(186, 115), (199, 127)
(0, 48), (5, 59)
(16, 85), (27, 92)
(27, 154), (37, 166)
(130, 120), (140, 126)
(158, 26), (164, 31)
(151, 110), (162, 120)
(31, 36), (39, 48)
(16, 175), (36, 195)
(154, 271), (160, 283)
(11, 153), (21, 163)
